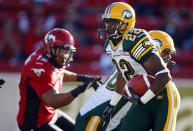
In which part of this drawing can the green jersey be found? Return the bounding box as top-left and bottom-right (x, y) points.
(104, 28), (157, 81)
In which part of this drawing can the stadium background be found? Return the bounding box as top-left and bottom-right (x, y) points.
(0, 0), (193, 131)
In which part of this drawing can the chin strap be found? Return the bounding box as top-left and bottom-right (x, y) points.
(109, 33), (121, 41)
(49, 57), (63, 68)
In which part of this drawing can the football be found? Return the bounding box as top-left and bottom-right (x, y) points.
(122, 74), (155, 97)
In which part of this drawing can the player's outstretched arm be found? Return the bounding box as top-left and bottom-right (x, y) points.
(41, 82), (89, 108)
(62, 70), (102, 90)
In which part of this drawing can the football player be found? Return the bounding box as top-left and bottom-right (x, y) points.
(17, 28), (101, 131)
(149, 30), (177, 71)
(106, 30), (181, 131)
(74, 29), (180, 131)
(98, 2), (180, 131)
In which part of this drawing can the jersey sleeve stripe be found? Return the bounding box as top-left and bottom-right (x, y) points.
(136, 48), (146, 58)
(133, 44), (143, 57)
(137, 47), (153, 60)
(131, 36), (147, 53)
(133, 45), (146, 58)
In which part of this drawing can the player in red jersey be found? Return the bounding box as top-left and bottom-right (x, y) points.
(17, 28), (100, 131)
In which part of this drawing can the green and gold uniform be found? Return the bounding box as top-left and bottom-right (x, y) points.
(75, 28), (180, 131)
(104, 28), (180, 131)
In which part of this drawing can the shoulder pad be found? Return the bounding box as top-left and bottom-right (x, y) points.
(122, 28), (156, 62)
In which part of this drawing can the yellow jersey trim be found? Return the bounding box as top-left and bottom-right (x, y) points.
(138, 47), (153, 60)
(131, 36), (147, 53)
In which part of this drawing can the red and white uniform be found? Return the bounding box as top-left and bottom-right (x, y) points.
(17, 49), (65, 127)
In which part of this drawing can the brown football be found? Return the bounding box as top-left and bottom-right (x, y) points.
(122, 75), (155, 97)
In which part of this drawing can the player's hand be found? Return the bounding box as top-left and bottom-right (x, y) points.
(99, 104), (115, 128)
(0, 79), (5, 88)
(89, 77), (102, 90)
(126, 88), (143, 105)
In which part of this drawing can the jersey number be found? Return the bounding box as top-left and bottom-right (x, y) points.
(112, 59), (134, 81)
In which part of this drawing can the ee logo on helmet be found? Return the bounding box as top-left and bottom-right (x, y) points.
(122, 10), (132, 19)
(45, 34), (56, 44)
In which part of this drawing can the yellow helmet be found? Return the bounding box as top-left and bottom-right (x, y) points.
(148, 30), (176, 54)
(98, 2), (136, 40)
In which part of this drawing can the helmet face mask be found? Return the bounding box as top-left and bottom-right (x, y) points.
(98, 18), (127, 40)
(42, 28), (76, 68)
(51, 45), (76, 68)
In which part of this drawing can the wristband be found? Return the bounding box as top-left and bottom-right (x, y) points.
(77, 75), (92, 82)
(155, 69), (169, 76)
(110, 91), (122, 106)
(140, 89), (156, 104)
(71, 87), (82, 98)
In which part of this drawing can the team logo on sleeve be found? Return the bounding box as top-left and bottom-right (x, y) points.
(31, 68), (45, 77)
(142, 39), (155, 48)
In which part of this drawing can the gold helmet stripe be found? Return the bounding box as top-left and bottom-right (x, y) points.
(104, 2), (119, 18)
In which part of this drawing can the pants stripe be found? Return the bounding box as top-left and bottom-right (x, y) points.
(164, 81), (180, 131)
(86, 116), (101, 131)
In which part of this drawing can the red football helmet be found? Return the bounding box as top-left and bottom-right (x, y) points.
(42, 28), (76, 68)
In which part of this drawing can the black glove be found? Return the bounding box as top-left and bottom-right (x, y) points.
(126, 88), (143, 105)
(99, 104), (115, 129)
(89, 77), (103, 90)
(71, 82), (90, 97)
(0, 79), (5, 88)
(77, 75), (102, 83)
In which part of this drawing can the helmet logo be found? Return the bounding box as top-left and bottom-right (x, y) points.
(142, 39), (155, 48)
(122, 10), (132, 19)
(154, 39), (163, 48)
(45, 34), (56, 44)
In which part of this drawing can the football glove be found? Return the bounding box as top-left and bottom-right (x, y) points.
(88, 77), (102, 90)
(77, 75), (101, 83)
(0, 79), (5, 88)
(71, 82), (90, 97)
(99, 104), (115, 128)
(126, 88), (143, 105)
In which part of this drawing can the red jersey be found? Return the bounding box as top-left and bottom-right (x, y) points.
(17, 49), (65, 127)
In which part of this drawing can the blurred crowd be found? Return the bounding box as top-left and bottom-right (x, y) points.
(0, 0), (193, 73)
